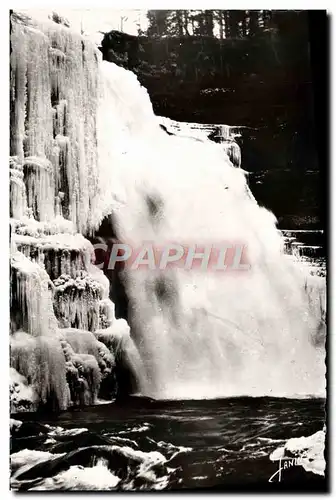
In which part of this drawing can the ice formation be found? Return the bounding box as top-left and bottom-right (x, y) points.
(10, 250), (57, 337)
(11, 331), (71, 410)
(95, 62), (326, 398)
(53, 272), (103, 331)
(10, 367), (38, 412)
(13, 232), (92, 280)
(10, 10), (326, 409)
(10, 9), (129, 410)
(10, 157), (27, 219)
(10, 11), (100, 233)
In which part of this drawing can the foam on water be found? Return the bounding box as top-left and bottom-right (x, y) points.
(29, 462), (121, 491)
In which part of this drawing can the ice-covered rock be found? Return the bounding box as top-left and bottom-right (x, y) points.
(99, 298), (115, 329)
(10, 367), (38, 412)
(11, 11), (101, 233)
(53, 272), (103, 331)
(13, 234), (91, 281)
(62, 328), (115, 375)
(10, 157), (27, 219)
(10, 251), (57, 337)
(10, 331), (71, 410)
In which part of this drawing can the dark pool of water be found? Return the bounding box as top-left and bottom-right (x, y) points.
(11, 396), (326, 492)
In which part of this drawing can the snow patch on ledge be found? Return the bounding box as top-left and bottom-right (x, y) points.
(12, 232), (93, 253)
(11, 216), (76, 237)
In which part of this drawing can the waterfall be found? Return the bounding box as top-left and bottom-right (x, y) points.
(10, 11), (325, 410)
(95, 60), (326, 399)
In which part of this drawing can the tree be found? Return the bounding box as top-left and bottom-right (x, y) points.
(241, 11), (249, 36)
(146, 9), (283, 40)
(166, 10), (184, 36)
(192, 10), (214, 37)
(224, 11), (231, 38)
(215, 10), (225, 39)
(182, 10), (191, 36)
(174, 10), (184, 36)
(248, 10), (261, 37)
(204, 10), (214, 37)
(228, 11), (241, 38)
(147, 10), (170, 37)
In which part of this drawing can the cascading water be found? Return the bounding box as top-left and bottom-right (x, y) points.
(10, 11), (325, 411)
(95, 58), (326, 399)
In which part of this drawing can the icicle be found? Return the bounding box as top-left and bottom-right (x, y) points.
(99, 299), (115, 329)
(95, 319), (146, 392)
(11, 13), (101, 232)
(10, 16), (28, 162)
(10, 250), (57, 337)
(62, 328), (115, 374)
(23, 156), (55, 221)
(10, 157), (27, 219)
(53, 271), (104, 331)
(95, 318), (132, 353)
(12, 232), (93, 281)
(59, 331), (115, 406)
(55, 100), (67, 136)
